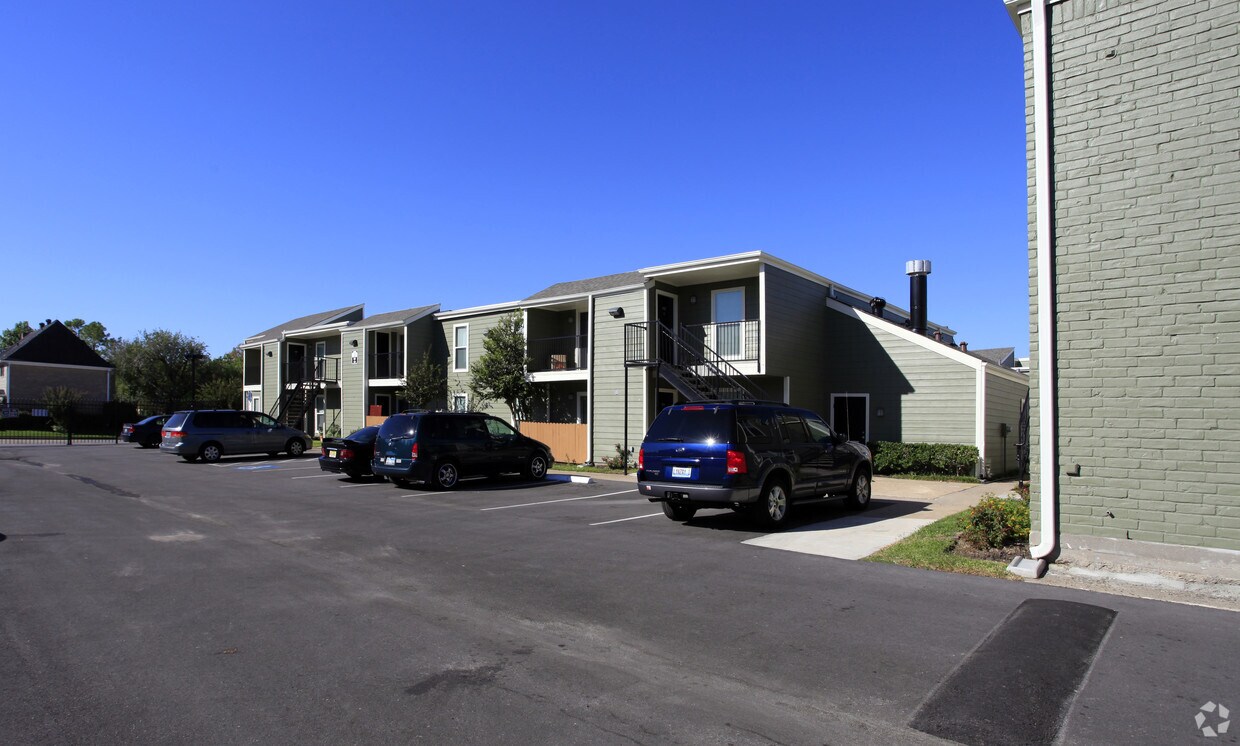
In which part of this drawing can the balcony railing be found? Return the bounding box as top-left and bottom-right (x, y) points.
(528, 334), (588, 373)
(681, 320), (760, 363)
(369, 352), (404, 380)
(284, 356), (340, 383)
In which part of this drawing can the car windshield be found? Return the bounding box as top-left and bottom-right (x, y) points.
(377, 415), (417, 439)
(644, 407), (736, 444)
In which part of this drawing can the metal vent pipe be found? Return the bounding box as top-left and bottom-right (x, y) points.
(905, 260), (931, 335)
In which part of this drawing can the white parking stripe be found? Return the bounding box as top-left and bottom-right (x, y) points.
(589, 513), (663, 526)
(480, 488), (637, 511)
(291, 473), (340, 480)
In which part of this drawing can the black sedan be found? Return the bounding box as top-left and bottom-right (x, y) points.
(121, 414), (170, 447)
(319, 426), (380, 479)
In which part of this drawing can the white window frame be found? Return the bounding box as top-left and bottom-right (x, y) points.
(829, 392), (870, 443)
(452, 393), (468, 413)
(709, 286), (746, 360)
(452, 324), (469, 372)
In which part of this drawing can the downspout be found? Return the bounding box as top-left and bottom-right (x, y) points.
(1017, 0), (1058, 576)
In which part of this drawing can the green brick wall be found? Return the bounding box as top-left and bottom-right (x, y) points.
(1019, 0), (1240, 550)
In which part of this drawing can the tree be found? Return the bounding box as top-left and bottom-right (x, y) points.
(1, 321), (33, 350)
(198, 348), (243, 409)
(398, 349), (447, 409)
(63, 319), (114, 357)
(110, 330), (208, 406)
(467, 312), (539, 423)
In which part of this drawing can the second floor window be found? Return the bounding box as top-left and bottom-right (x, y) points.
(453, 325), (469, 371)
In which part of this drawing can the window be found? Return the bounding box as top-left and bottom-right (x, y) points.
(251, 413), (279, 428)
(737, 409), (775, 444)
(453, 324), (469, 371)
(804, 416), (834, 444)
(777, 413), (810, 444)
(452, 393), (467, 412)
(485, 417), (517, 438)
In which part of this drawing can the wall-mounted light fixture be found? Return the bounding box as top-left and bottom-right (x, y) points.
(266, 351), (273, 357)
(689, 294), (697, 305)
(350, 339), (359, 347)
(608, 307), (625, 319)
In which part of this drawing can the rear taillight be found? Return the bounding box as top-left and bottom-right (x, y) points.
(321, 445), (327, 456)
(410, 443), (418, 461)
(638, 448), (644, 470)
(726, 449), (747, 475)
(123, 425), (133, 434)
(341, 448), (354, 459)
(162, 430), (182, 440)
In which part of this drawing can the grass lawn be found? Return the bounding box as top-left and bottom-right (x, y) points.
(863, 510), (1018, 580)
(0, 430), (115, 441)
(552, 462), (630, 476)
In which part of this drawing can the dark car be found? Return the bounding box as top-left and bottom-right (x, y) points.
(637, 401), (872, 529)
(121, 414), (170, 447)
(160, 410), (310, 463)
(372, 411), (552, 490)
(319, 426), (379, 479)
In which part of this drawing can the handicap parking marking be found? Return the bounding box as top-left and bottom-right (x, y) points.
(235, 464), (281, 471)
(589, 512), (663, 526)
(480, 488), (637, 512)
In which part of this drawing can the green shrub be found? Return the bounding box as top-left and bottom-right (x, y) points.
(601, 443), (632, 470)
(961, 493), (1031, 549)
(43, 386), (82, 434)
(871, 441), (979, 477)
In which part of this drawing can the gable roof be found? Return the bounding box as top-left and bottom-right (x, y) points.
(353, 305), (440, 330)
(524, 271), (647, 301)
(242, 305), (364, 346)
(0, 321), (112, 369)
(968, 347), (1017, 367)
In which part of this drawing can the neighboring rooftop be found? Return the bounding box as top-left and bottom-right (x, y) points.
(968, 347), (1018, 368)
(353, 305), (440, 329)
(0, 320), (112, 369)
(524, 271), (646, 301)
(243, 305), (364, 345)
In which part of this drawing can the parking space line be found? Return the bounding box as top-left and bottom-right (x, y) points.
(589, 513), (663, 526)
(339, 481), (386, 488)
(481, 488), (636, 511)
(291, 473), (339, 480)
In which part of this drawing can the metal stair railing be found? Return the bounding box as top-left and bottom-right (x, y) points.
(625, 320), (760, 401)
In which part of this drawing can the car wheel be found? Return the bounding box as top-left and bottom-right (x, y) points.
(431, 461), (460, 490)
(141, 438), (158, 448)
(181, 455), (198, 463)
(753, 477), (791, 529)
(287, 439), (306, 458)
(345, 469), (362, 480)
(524, 452), (549, 480)
(662, 501), (697, 521)
(200, 443), (222, 464)
(845, 467), (872, 510)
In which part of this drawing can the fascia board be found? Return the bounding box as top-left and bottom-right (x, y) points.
(435, 300), (523, 321)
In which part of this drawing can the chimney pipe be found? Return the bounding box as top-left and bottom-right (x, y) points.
(960, 341), (968, 352)
(905, 260), (931, 336)
(869, 297), (886, 317)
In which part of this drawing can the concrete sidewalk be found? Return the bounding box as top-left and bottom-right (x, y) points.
(744, 477), (1018, 560)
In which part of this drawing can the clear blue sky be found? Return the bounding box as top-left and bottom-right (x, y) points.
(1, 1), (1029, 359)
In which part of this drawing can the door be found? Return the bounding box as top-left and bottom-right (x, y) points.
(656, 292), (677, 363)
(776, 411), (824, 497)
(576, 392), (589, 424)
(804, 413), (852, 492)
(375, 394), (392, 416)
(484, 416), (525, 472)
(831, 394), (869, 443)
(577, 311), (589, 369)
(710, 288), (745, 360)
(373, 332), (391, 378)
(314, 341), (327, 380)
(287, 343), (307, 381)
(315, 394), (326, 437)
(249, 412), (285, 451)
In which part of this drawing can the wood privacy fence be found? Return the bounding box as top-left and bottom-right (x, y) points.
(518, 421), (587, 464)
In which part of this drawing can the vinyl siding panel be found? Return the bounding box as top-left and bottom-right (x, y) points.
(340, 329), (365, 432)
(443, 311), (514, 421)
(821, 311), (976, 446)
(262, 341), (280, 417)
(591, 288), (647, 462)
(984, 369), (1029, 479)
(763, 265), (831, 412)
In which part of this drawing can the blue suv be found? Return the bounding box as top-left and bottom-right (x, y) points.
(637, 401), (872, 529)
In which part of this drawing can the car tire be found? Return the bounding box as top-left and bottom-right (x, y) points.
(287, 439), (306, 458)
(662, 501), (697, 521)
(391, 477), (410, 489)
(431, 461), (460, 490)
(181, 454), (198, 463)
(140, 439), (158, 449)
(200, 442), (223, 464)
(753, 477), (791, 530)
(345, 469), (362, 480)
(524, 452), (549, 480)
(844, 467), (872, 510)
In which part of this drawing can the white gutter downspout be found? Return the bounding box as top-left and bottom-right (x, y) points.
(1012, 0), (1058, 578)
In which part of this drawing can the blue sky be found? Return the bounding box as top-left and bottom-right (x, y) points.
(1, 1), (1029, 358)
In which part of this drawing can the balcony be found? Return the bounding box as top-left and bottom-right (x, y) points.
(369, 352), (404, 380)
(528, 334), (588, 373)
(284, 356), (340, 383)
(681, 320), (760, 364)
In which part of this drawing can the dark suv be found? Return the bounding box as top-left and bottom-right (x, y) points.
(372, 411), (553, 490)
(638, 401), (872, 529)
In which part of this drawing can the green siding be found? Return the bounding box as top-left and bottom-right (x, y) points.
(591, 288), (647, 462)
(341, 328), (365, 432)
(764, 265), (833, 413)
(262, 341), (280, 416)
(822, 311), (975, 446)
(443, 311), (515, 421)
(984, 370), (1028, 479)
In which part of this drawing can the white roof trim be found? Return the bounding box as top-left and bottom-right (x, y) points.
(826, 298), (1028, 385)
(283, 320), (355, 339)
(435, 300), (523, 321)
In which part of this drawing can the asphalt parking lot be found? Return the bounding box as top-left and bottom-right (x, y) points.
(3, 444), (1238, 744)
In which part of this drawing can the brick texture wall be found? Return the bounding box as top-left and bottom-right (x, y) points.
(1021, 0), (1240, 550)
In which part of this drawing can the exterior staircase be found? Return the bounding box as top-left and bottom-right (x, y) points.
(624, 320), (763, 402)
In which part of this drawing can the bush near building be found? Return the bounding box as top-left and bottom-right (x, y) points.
(871, 442), (978, 477)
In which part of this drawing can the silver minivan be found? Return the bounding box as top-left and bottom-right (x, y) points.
(159, 410), (310, 463)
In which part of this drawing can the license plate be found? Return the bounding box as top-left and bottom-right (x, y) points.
(327, 449), (337, 458)
(671, 466), (692, 479)
(385, 457), (396, 466)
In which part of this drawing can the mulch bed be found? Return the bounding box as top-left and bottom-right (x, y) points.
(948, 534), (1029, 562)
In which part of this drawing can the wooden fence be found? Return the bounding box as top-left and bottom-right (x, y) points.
(518, 421), (588, 464)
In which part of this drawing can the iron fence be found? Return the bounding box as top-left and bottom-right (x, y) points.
(0, 398), (227, 446)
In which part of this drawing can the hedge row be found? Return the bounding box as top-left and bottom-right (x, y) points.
(870, 441), (979, 477)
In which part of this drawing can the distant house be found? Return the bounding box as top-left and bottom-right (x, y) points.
(0, 320), (114, 401)
(1004, 0), (1240, 572)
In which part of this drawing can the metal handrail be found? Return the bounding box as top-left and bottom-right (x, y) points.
(625, 320), (760, 401)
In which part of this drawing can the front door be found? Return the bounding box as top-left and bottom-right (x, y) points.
(656, 292), (677, 363)
(314, 341), (327, 380)
(577, 311), (589, 369)
(831, 394), (869, 443)
(287, 343), (307, 381)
